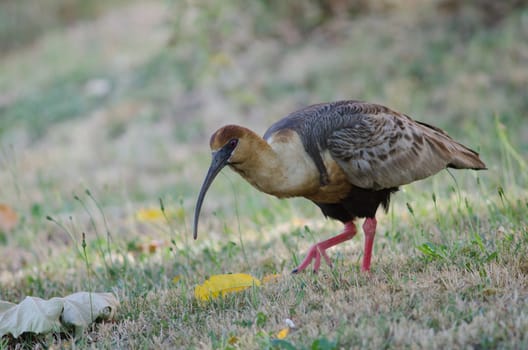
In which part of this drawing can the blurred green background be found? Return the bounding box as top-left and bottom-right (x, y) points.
(0, 0), (527, 265)
(0, 0), (527, 244)
(1, 0), (527, 145)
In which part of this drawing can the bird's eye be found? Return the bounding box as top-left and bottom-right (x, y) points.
(229, 139), (238, 148)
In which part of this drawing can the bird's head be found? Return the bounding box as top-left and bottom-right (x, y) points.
(208, 125), (253, 164)
(193, 125), (256, 239)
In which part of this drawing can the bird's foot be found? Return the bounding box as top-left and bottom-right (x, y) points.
(292, 243), (332, 274)
(292, 222), (357, 274)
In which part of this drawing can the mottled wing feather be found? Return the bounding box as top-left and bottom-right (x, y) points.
(328, 112), (454, 189)
(264, 100), (484, 190)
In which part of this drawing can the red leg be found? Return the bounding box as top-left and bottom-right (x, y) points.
(292, 222), (357, 273)
(361, 217), (377, 272)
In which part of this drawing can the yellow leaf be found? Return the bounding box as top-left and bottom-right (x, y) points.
(277, 327), (289, 339)
(136, 208), (165, 222)
(172, 275), (181, 284)
(194, 273), (261, 301)
(136, 207), (183, 222)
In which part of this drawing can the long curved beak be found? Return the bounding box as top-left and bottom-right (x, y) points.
(193, 146), (234, 239)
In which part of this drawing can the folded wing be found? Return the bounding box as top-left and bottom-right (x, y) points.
(328, 111), (486, 190)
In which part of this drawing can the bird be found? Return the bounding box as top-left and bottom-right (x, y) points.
(192, 100), (486, 273)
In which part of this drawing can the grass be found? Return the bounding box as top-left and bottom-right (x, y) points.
(1, 0), (528, 348)
(0, 0), (125, 54)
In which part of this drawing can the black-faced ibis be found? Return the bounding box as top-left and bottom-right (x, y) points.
(193, 100), (486, 273)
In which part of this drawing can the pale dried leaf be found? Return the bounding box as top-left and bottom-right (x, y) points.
(0, 292), (119, 338)
(62, 292), (120, 336)
(0, 300), (15, 312)
(0, 297), (64, 338)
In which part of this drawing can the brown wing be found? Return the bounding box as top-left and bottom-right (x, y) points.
(328, 111), (486, 190)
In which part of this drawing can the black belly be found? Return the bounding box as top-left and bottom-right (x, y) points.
(312, 186), (399, 223)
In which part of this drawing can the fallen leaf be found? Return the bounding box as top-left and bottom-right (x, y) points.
(0, 204), (18, 231)
(0, 292), (119, 338)
(275, 318), (296, 340)
(135, 208), (165, 222)
(135, 207), (183, 222)
(194, 273), (261, 301)
(276, 327), (289, 339)
(0, 301), (15, 312)
(0, 297), (64, 338)
(62, 292), (120, 336)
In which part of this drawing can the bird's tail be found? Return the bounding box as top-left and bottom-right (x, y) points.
(417, 120), (487, 171)
(447, 142), (487, 170)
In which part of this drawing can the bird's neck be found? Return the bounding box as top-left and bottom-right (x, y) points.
(230, 131), (319, 198)
(229, 136), (283, 194)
